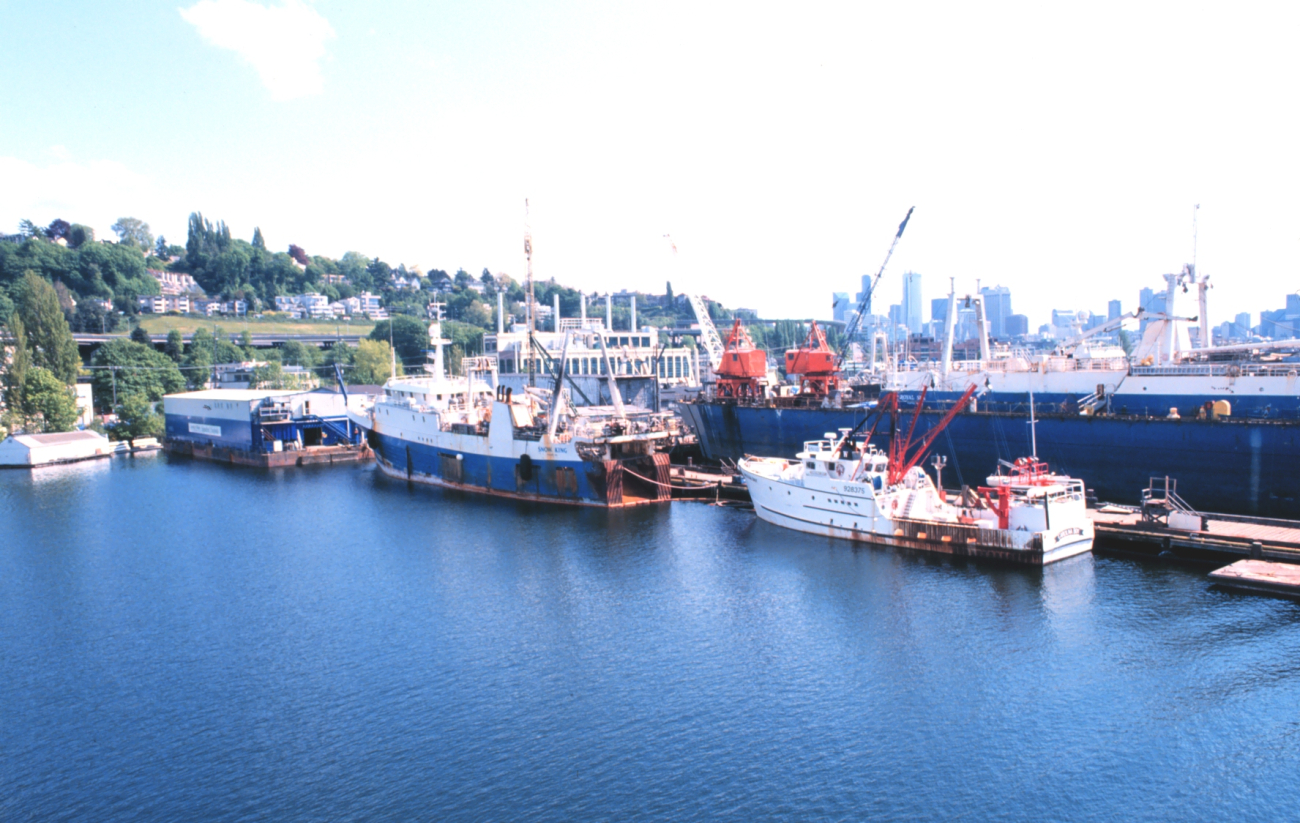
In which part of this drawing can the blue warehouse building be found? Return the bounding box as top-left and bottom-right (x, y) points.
(163, 388), (365, 459)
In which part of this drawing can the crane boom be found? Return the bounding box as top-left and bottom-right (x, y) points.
(837, 206), (915, 368)
(688, 294), (726, 370)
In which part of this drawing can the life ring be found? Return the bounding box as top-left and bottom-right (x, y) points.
(891, 499), (899, 512)
(836, 463), (845, 477)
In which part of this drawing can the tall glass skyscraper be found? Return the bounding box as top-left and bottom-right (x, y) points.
(902, 271), (922, 334)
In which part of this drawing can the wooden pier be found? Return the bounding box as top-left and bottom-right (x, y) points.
(1089, 507), (1300, 564)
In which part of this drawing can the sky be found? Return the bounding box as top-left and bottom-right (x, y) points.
(1, 1), (1297, 328)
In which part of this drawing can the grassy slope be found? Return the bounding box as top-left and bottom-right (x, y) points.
(135, 315), (377, 337)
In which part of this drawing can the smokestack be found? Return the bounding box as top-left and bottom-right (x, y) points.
(606, 294), (612, 330)
(553, 294), (560, 332)
(630, 295), (637, 332)
(497, 291), (504, 334)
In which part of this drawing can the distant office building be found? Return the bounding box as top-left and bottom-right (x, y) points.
(1051, 309), (1080, 327)
(902, 272), (922, 334)
(888, 304), (904, 340)
(931, 297), (949, 324)
(855, 275), (874, 313)
(1139, 288), (1166, 335)
(1005, 314), (1029, 337)
(1108, 300), (1122, 321)
(832, 292), (850, 322)
(1235, 312), (1252, 337)
(980, 285), (1012, 337)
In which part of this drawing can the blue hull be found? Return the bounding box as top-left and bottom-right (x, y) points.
(894, 390), (1300, 419)
(368, 431), (669, 507)
(679, 401), (1300, 517)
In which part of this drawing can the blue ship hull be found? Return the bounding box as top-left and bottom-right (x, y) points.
(367, 430), (670, 507)
(892, 389), (1300, 419)
(678, 401), (1300, 517)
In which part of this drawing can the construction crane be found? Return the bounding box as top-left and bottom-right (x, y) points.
(688, 294), (726, 371)
(837, 206), (915, 369)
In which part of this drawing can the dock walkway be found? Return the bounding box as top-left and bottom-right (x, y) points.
(1090, 507), (1300, 563)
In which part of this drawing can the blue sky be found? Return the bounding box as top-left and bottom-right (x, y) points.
(2, 1), (1298, 328)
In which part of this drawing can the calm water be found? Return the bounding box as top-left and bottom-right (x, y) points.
(4, 456), (1300, 821)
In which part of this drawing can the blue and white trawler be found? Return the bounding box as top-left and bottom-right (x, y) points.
(349, 322), (685, 506)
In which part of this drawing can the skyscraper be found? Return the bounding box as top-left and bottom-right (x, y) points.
(832, 292), (850, 322)
(1108, 299), (1121, 321)
(855, 274), (873, 313)
(980, 285), (1012, 337)
(902, 271), (922, 334)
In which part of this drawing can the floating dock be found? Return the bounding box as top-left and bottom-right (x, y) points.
(1208, 560), (1300, 598)
(166, 439), (371, 468)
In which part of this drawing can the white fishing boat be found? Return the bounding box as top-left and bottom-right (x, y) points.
(738, 392), (1093, 565)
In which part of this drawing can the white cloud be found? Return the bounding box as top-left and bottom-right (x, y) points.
(179, 0), (335, 101)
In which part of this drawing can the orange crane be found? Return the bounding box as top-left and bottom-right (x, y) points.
(714, 319), (768, 400)
(784, 320), (840, 397)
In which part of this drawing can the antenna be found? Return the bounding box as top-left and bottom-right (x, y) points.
(525, 198), (536, 388)
(1192, 203), (1200, 274)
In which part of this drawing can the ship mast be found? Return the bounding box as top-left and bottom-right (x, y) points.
(525, 199), (536, 388)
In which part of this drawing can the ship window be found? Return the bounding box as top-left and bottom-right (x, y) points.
(806, 462), (815, 469)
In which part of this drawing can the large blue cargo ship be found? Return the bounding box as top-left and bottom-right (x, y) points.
(677, 400), (1298, 517)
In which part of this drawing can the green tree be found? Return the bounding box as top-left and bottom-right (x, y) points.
(1118, 329), (1135, 357)
(69, 300), (118, 334)
(320, 341), (354, 381)
(111, 217), (154, 251)
(111, 393), (163, 445)
(351, 339), (397, 384)
(14, 272), (80, 383)
(68, 224), (95, 249)
(368, 315), (429, 368)
(90, 339), (186, 410)
(280, 339), (321, 369)
(183, 328), (214, 389)
(665, 281), (674, 304)
(461, 300), (491, 328)
(1, 315), (32, 430)
(20, 367), (78, 433)
(130, 325), (153, 345)
(252, 227), (266, 250)
(165, 329), (184, 362)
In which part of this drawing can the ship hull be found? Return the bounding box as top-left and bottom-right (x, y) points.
(365, 429), (670, 507)
(681, 401), (1299, 517)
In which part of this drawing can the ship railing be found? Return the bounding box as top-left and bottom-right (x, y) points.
(1143, 476), (1196, 513)
(1131, 363), (1300, 378)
